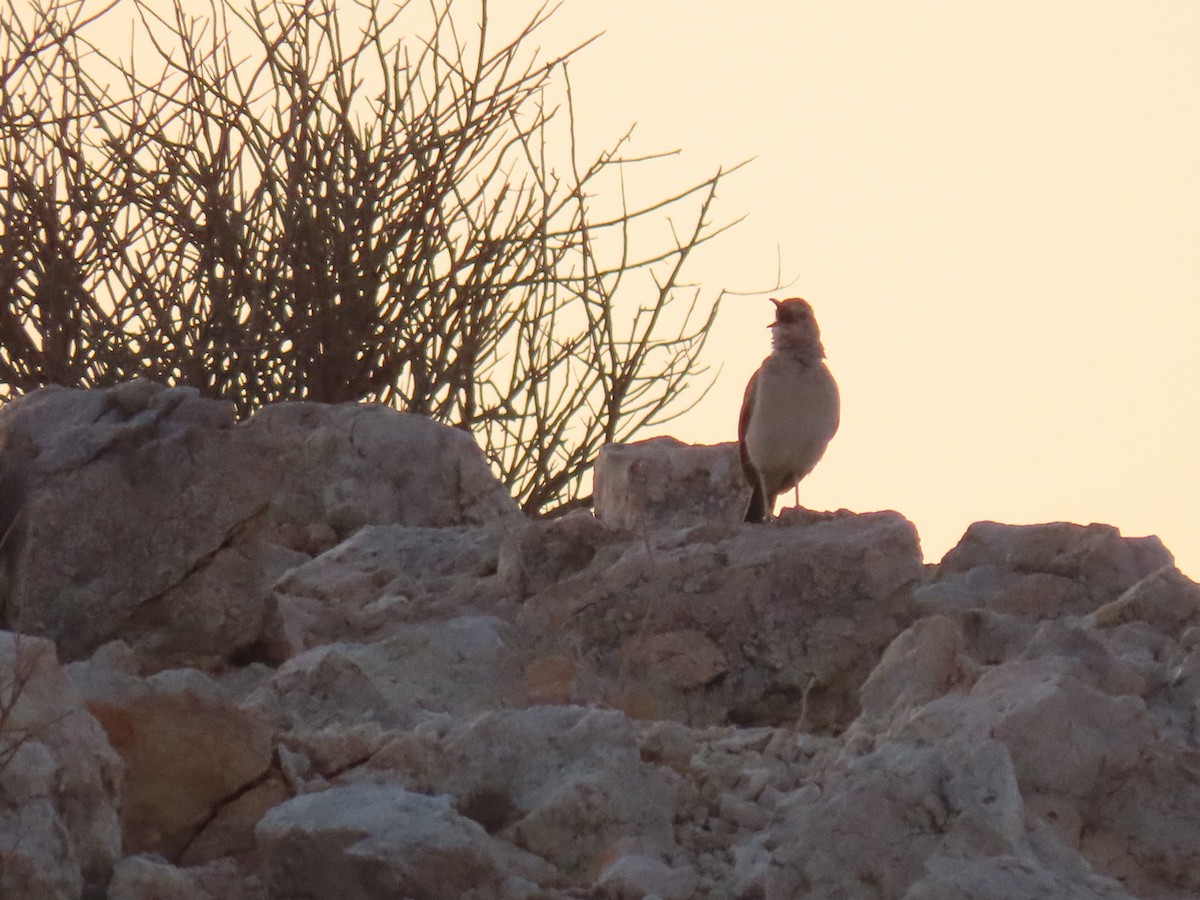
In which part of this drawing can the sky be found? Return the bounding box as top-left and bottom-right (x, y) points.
(80, 0), (1200, 576)
(513, 1), (1200, 576)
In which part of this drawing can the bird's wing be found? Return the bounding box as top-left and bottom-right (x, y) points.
(737, 367), (759, 484)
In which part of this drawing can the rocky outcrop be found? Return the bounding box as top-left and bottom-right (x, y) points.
(67, 655), (276, 862)
(0, 381), (519, 667)
(594, 437), (748, 528)
(515, 508), (923, 730)
(0, 632), (121, 899)
(256, 784), (552, 899)
(1, 383), (1198, 899)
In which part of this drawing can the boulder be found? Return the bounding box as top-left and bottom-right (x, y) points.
(498, 510), (626, 599)
(365, 707), (681, 875)
(920, 521), (1174, 618)
(243, 616), (524, 733)
(756, 739), (1134, 900)
(256, 784), (549, 899)
(106, 855), (209, 900)
(594, 437), (747, 529)
(107, 855), (266, 900)
(259, 523), (510, 661)
(518, 510), (924, 729)
(0, 381), (519, 666)
(0, 631), (121, 899)
(67, 662), (274, 861)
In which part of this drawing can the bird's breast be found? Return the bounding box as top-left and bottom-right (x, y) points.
(744, 358), (840, 479)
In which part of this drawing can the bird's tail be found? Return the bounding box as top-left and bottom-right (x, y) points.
(744, 484), (769, 523)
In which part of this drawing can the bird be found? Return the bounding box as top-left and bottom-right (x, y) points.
(738, 297), (840, 523)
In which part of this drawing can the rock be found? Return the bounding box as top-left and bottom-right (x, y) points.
(243, 617), (523, 732)
(0, 631), (121, 899)
(69, 664), (274, 860)
(241, 401), (520, 532)
(181, 769), (291, 866)
(259, 523), (509, 661)
(761, 738), (1133, 900)
(621, 629), (729, 690)
(896, 658), (1157, 799)
(0, 381), (520, 666)
(594, 437), (747, 529)
(3, 388), (1198, 899)
(107, 856), (266, 900)
(365, 707), (681, 876)
(855, 615), (973, 732)
(924, 521), (1174, 618)
(256, 783), (547, 899)
(904, 855), (1137, 900)
(519, 510), (923, 730)
(596, 853), (699, 899)
(3, 382), (280, 665)
(107, 855), (209, 900)
(1090, 565), (1200, 636)
(498, 510), (625, 599)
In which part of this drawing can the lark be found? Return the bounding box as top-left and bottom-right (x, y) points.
(738, 298), (840, 523)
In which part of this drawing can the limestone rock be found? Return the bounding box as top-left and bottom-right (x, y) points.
(0, 631), (121, 899)
(498, 510), (625, 599)
(365, 707), (681, 875)
(596, 853), (699, 899)
(0, 381), (519, 666)
(2, 394), (1197, 899)
(256, 783), (547, 900)
(855, 614), (973, 732)
(259, 523), (509, 661)
(594, 437), (747, 529)
(922, 521), (1174, 618)
(240, 401), (520, 533)
(759, 738), (1132, 900)
(108, 855), (266, 900)
(519, 510), (923, 730)
(107, 855), (210, 900)
(1090, 565), (1200, 636)
(68, 663), (273, 860)
(904, 855), (1137, 900)
(243, 617), (523, 732)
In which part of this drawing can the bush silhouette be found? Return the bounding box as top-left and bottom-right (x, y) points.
(0, 0), (739, 513)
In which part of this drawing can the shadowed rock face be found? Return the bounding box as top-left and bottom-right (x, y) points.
(1, 385), (1198, 900)
(0, 380), (519, 666)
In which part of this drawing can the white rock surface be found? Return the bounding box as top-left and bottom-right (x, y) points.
(243, 616), (524, 732)
(364, 707), (681, 873)
(0, 384), (1197, 899)
(517, 508), (924, 729)
(594, 437), (748, 528)
(0, 382), (518, 666)
(0, 631), (121, 899)
(256, 784), (547, 900)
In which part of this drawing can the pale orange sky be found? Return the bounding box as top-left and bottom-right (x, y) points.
(520, 1), (1200, 577)
(88, 1), (1200, 576)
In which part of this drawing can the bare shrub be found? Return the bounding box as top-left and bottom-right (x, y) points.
(0, 0), (739, 513)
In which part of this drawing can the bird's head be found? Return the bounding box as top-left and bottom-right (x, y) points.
(769, 297), (825, 358)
